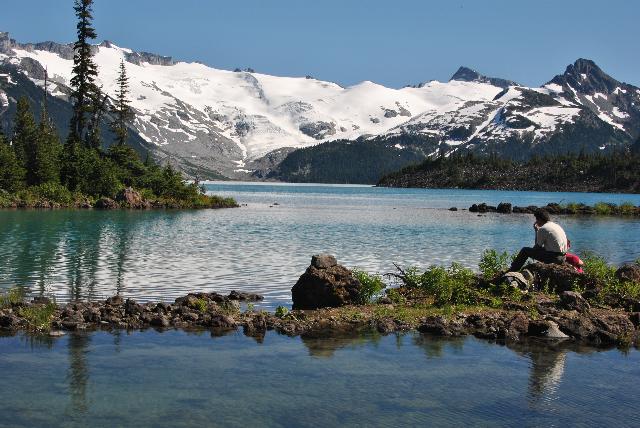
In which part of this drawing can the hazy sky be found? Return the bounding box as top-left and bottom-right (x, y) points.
(1, 0), (638, 88)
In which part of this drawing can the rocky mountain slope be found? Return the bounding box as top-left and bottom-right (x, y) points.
(1, 31), (638, 181)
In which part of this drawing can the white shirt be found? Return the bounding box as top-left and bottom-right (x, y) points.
(536, 221), (568, 253)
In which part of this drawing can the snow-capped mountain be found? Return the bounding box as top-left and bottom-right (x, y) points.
(1, 31), (639, 179)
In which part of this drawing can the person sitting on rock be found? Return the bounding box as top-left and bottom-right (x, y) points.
(509, 209), (568, 272)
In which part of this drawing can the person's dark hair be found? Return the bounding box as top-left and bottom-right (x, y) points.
(534, 209), (550, 223)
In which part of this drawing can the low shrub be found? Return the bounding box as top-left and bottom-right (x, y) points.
(275, 306), (289, 318)
(31, 182), (74, 204)
(478, 249), (510, 279)
(352, 269), (386, 304)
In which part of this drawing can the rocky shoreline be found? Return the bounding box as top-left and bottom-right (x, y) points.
(0, 187), (239, 210)
(1, 288), (638, 349)
(3, 255), (640, 349)
(463, 201), (640, 216)
(0, 292), (640, 347)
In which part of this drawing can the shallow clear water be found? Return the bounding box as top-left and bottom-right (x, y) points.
(1, 183), (640, 307)
(0, 330), (638, 427)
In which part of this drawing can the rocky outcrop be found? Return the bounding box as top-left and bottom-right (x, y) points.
(467, 202), (640, 216)
(559, 291), (590, 312)
(116, 187), (150, 209)
(0, 32), (13, 55)
(525, 263), (586, 293)
(299, 121), (336, 140)
(94, 197), (119, 209)
(616, 264), (640, 283)
(291, 255), (361, 309)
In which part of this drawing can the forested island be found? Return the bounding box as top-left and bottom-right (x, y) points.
(0, 0), (236, 209)
(377, 147), (640, 193)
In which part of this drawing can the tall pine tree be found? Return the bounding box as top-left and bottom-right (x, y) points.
(68, 0), (99, 146)
(0, 128), (25, 192)
(12, 97), (38, 184)
(34, 80), (62, 185)
(110, 59), (133, 146)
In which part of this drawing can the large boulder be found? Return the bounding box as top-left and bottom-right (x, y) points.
(616, 264), (640, 283)
(559, 291), (590, 312)
(95, 197), (119, 209)
(525, 262), (585, 293)
(116, 187), (150, 209)
(291, 255), (361, 309)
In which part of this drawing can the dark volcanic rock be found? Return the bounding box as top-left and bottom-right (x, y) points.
(292, 255), (361, 309)
(526, 262), (585, 293)
(95, 197), (119, 209)
(228, 290), (264, 301)
(311, 254), (338, 269)
(560, 291), (590, 312)
(150, 315), (170, 328)
(616, 264), (640, 283)
(497, 202), (512, 214)
(105, 295), (124, 306)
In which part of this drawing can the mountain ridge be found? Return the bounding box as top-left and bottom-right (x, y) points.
(1, 31), (639, 182)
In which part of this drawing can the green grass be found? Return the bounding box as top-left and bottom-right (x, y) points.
(619, 201), (636, 216)
(594, 202), (614, 215)
(563, 202), (581, 214)
(0, 287), (26, 307)
(191, 298), (208, 312)
(18, 302), (57, 331)
(581, 251), (640, 304)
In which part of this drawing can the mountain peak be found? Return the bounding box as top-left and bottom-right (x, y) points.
(548, 58), (620, 94)
(449, 66), (518, 89)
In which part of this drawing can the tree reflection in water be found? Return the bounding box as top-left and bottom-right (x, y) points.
(300, 331), (383, 358)
(67, 333), (91, 414)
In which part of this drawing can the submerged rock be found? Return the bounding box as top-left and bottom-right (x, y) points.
(292, 255), (361, 309)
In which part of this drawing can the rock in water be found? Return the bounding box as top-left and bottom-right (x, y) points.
(311, 254), (337, 269)
(497, 202), (512, 214)
(292, 255), (361, 309)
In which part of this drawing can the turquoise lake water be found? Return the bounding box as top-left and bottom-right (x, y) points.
(1, 330), (639, 427)
(2, 183), (640, 426)
(1, 183), (640, 307)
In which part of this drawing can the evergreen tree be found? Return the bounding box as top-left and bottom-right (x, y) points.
(68, 0), (99, 146)
(0, 130), (25, 192)
(34, 100), (62, 185)
(11, 97), (38, 184)
(110, 60), (133, 146)
(85, 89), (108, 149)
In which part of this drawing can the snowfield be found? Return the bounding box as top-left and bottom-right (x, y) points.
(4, 41), (638, 178)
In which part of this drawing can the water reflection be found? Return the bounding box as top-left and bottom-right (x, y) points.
(2, 185), (640, 306)
(300, 331), (383, 358)
(506, 339), (602, 408)
(67, 333), (91, 414)
(0, 330), (638, 426)
(412, 334), (466, 358)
